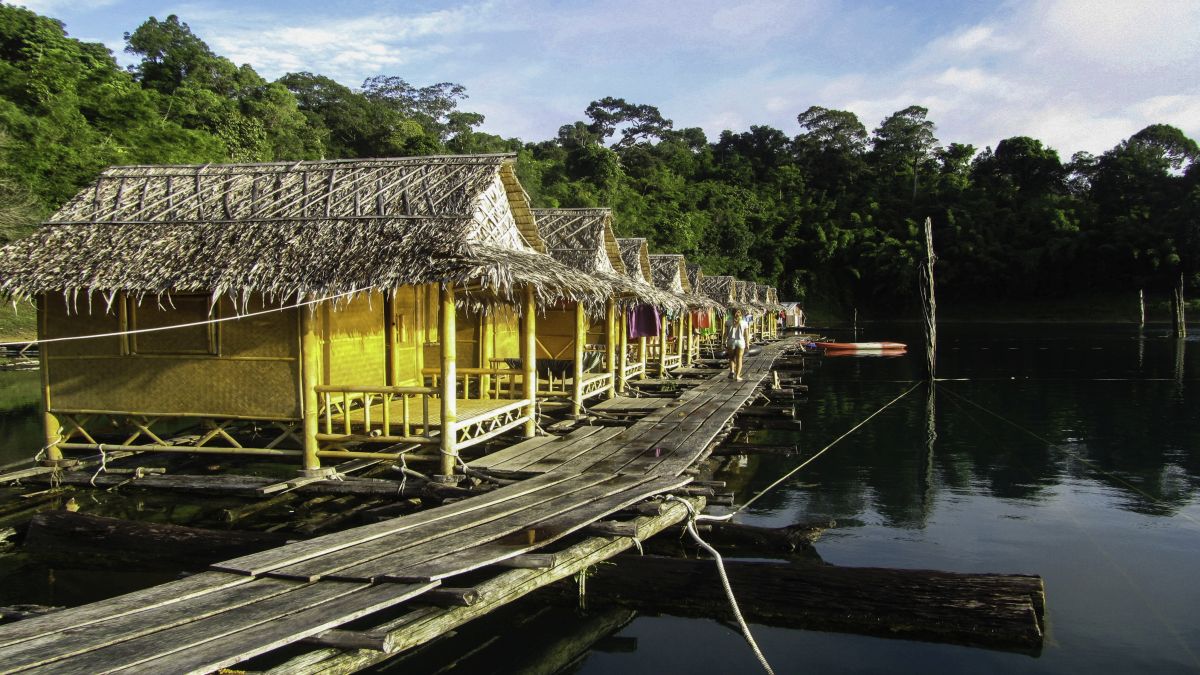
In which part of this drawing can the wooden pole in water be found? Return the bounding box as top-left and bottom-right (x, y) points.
(439, 283), (458, 477)
(921, 216), (937, 380)
(1173, 272), (1187, 338)
(1138, 288), (1146, 328)
(521, 285), (537, 438)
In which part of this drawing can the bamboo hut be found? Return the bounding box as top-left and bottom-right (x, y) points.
(754, 284), (772, 338)
(0, 154), (610, 477)
(615, 238), (684, 387)
(646, 254), (693, 375)
(698, 275), (736, 357)
(530, 208), (663, 414)
(685, 264), (718, 363)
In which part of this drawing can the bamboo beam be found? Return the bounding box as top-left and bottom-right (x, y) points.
(605, 300), (617, 400)
(638, 336), (647, 380)
(37, 295), (62, 462)
(520, 286), (537, 438)
(439, 284), (458, 477)
(300, 305), (322, 473)
(571, 302), (585, 417)
(479, 311), (493, 399)
(617, 310), (628, 393)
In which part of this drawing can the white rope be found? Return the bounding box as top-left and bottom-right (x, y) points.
(0, 288), (365, 348)
(667, 495), (774, 675)
(89, 445), (107, 487)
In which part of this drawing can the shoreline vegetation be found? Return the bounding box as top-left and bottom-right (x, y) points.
(0, 6), (1197, 330)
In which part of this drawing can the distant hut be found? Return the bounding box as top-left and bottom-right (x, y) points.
(781, 301), (806, 329)
(685, 264), (718, 363)
(0, 154), (609, 477)
(754, 284), (772, 338)
(531, 208), (662, 414)
(699, 275), (736, 355)
(616, 238), (684, 386)
(647, 254), (693, 375)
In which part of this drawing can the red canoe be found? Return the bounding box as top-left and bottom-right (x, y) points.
(818, 341), (907, 351)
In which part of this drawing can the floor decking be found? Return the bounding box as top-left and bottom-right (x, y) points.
(0, 338), (797, 674)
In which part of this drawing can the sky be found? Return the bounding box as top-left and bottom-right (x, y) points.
(13, 0), (1200, 158)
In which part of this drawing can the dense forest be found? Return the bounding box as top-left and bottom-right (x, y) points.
(1, 6), (1197, 317)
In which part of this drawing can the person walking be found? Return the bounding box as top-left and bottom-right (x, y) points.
(726, 309), (749, 380)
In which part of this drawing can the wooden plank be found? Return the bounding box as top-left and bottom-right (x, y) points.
(0, 571), (251, 649)
(109, 582), (436, 675)
(393, 475), (691, 581)
(265, 473), (615, 581)
(466, 434), (559, 470)
(471, 427), (615, 474)
(212, 470), (579, 576)
(0, 578), (302, 672)
(258, 498), (702, 675)
(23, 581), (378, 675)
(505, 427), (625, 474)
(328, 474), (655, 582)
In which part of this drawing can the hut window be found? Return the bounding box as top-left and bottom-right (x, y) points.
(127, 295), (219, 355)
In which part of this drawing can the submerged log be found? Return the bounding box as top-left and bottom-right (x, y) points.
(548, 555), (1044, 652)
(22, 511), (290, 568)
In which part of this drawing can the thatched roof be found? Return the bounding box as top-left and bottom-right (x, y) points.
(648, 254), (689, 294)
(532, 208), (665, 309)
(699, 275), (735, 307)
(0, 154), (612, 311)
(615, 238), (686, 312)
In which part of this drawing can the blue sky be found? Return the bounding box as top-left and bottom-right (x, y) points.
(14, 0), (1200, 158)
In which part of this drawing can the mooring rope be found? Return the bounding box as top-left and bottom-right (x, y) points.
(89, 445), (107, 487)
(936, 383), (1200, 529)
(666, 495), (775, 675)
(728, 380), (923, 517)
(0, 287), (365, 349)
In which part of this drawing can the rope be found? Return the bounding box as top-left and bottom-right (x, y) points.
(937, 383), (1200, 529)
(728, 381), (923, 517)
(89, 445), (107, 487)
(0, 287), (364, 348)
(667, 495), (774, 675)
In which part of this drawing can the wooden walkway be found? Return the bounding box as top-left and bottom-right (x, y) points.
(0, 339), (796, 674)
(472, 344), (785, 477)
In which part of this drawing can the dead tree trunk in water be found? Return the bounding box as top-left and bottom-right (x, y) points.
(921, 216), (937, 380)
(1173, 272), (1187, 338)
(545, 554), (1045, 652)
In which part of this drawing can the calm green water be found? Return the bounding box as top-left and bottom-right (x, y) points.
(2, 324), (1199, 672)
(564, 322), (1200, 674)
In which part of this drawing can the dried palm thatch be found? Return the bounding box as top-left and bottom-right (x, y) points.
(731, 280), (759, 314)
(615, 238), (687, 312)
(699, 275), (735, 309)
(650, 254), (718, 310)
(764, 286), (785, 311)
(532, 208), (667, 310)
(0, 154), (612, 312)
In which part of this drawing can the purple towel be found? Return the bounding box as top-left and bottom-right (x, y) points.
(627, 304), (661, 339)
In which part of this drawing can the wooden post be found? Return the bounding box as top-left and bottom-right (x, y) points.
(662, 317), (672, 379)
(520, 285), (537, 438)
(617, 309), (628, 393)
(683, 311), (693, 365)
(605, 300), (617, 399)
(921, 216), (938, 380)
(439, 283), (458, 477)
(638, 335), (647, 380)
(37, 296), (62, 463)
(479, 310), (493, 399)
(299, 303), (322, 474)
(571, 302), (586, 417)
(1173, 272), (1187, 338)
(676, 314), (685, 363)
(384, 294), (396, 386)
(1138, 288), (1145, 328)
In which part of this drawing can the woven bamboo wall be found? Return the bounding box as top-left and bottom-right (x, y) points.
(43, 293), (301, 419)
(321, 291), (386, 387)
(536, 306), (575, 360)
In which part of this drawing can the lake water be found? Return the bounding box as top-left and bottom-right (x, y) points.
(2, 323), (1198, 673)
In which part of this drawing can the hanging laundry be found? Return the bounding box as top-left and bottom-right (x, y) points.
(627, 304), (661, 339)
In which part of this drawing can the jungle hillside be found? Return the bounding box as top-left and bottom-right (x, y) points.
(2, 6), (1198, 324)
